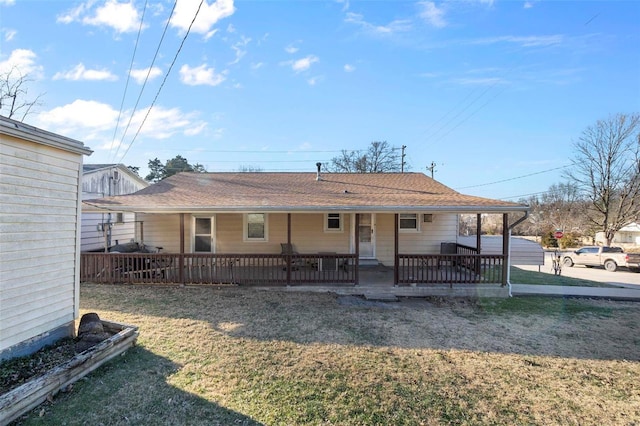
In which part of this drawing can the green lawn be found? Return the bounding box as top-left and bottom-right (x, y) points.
(9, 284), (640, 425)
(509, 266), (616, 287)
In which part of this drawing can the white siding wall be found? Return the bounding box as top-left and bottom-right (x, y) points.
(456, 236), (544, 265)
(0, 136), (83, 353)
(81, 212), (137, 251)
(81, 167), (147, 251)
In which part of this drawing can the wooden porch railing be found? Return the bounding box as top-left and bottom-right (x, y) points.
(396, 253), (505, 285)
(80, 252), (357, 286)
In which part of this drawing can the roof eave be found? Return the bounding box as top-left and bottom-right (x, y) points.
(82, 203), (529, 214)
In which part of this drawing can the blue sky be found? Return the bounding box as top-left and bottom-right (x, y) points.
(1, 0), (639, 201)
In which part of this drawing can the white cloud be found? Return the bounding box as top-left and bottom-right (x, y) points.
(170, 0), (235, 39)
(3, 28), (16, 42)
(344, 64), (355, 72)
(345, 12), (412, 35)
(180, 64), (227, 86)
(130, 67), (163, 84)
(285, 44), (299, 54)
(0, 49), (42, 77)
(418, 1), (447, 28)
(471, 35), (563, 47)
(307, 76), (322, 86)
(35, 100), (207, 147)
(36, 100), (120, 136)
(291, 55), (319, 73)
(251, 62), (264, 70)
(229, 35), (251, 65)
(524, 1), (534, 9)
(53, 63), (118, 81)
(58, 0), (144, 33)
(335, 0), (349, 12)
(227, 23), (236, 33)
(0, 0), (16, 5)
(453, 77), (506, 86)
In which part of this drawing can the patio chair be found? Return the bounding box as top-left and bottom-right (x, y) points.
(281, 243), (305, 271)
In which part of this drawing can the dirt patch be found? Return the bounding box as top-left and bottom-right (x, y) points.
(0, 338), (77, 395)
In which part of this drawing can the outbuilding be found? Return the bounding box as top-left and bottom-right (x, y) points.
(1, 116), (92, 360)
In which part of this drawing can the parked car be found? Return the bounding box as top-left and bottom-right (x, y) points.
(562, 246), (640, 272)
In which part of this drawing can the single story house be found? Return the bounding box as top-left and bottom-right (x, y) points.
(595, 223), (640, 248)
(81, 169), (529, 289)
(81, 164), (149, 252)
(1, 115), (92, 360)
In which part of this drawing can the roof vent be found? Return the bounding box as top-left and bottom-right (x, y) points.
(316, 162), (322, 181)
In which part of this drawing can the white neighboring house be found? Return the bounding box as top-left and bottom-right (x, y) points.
(0, 115), (92, 360)
(595, 223), (640, 247)
(81, 164), (148, 252)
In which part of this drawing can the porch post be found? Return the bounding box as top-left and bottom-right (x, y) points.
(286, 213), (291, 285)
(502, 213), (509, 286)
(179, 213), (185, 285)
(394, 213), (399, 286)
(354, 214), (359, 286)
(476, 214), (481, 252)
(476, 214), (482, 275)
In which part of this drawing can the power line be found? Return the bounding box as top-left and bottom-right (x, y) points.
(146, 148), (351, 154)
(109, 0), (149, 163)
(454, 164), (572, 190)
(116, 0), (182, 163)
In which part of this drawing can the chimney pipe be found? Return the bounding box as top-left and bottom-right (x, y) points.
(316, 162), (322, 181)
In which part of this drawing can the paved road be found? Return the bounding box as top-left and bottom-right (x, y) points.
(515, 252), (640, 289)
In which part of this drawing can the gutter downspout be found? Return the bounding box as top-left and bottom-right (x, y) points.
(506, 210), (530, 297)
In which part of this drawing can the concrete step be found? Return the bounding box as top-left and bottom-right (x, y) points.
(358, 259), (380, 267)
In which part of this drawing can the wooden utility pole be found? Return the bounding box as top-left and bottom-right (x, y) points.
(401, 145), (407, 173)
(426, 161), (437, 178)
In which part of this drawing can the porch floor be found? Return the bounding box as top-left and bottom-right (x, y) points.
(255, 264), (510, 298)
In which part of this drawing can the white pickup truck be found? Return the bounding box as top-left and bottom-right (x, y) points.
(562, 246), (640, 272)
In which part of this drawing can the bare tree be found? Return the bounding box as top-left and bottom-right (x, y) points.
(328, 141), (403, 173)
(564, 113), (640, 245)
(0, 67), (44, 121)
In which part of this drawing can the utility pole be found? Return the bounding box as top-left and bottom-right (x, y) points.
(426, 161), (437, 179)
(401, 145), (407, 173)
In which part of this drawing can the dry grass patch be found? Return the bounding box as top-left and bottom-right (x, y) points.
(13, 284), (640, 425)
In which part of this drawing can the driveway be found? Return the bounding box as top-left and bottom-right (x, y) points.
(515, 251), (640, 289)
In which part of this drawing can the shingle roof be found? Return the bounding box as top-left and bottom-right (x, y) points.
(83, 172), (528, 213)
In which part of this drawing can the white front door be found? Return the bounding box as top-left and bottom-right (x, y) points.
(358, 213), (375, 258)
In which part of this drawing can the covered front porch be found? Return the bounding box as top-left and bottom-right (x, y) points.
(80, 212), (511, 288)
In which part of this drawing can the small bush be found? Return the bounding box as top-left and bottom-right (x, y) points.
(541, 231), (558, 248)
(558, 231), (580, 249)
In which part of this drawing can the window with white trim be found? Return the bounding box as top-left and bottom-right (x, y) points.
(399, 213), (419, 232)
(244, 213), (267, 241)
(194, 217), (213, 252)
(324, 213), (343, 232)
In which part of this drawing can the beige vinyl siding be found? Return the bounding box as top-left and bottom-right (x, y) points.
(291, 214), (351, 254)
(136, 213), (182, 252)
(216, 213), (286, 254)
(0, 136), (83, 352)
(375, 213), (458, 265)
